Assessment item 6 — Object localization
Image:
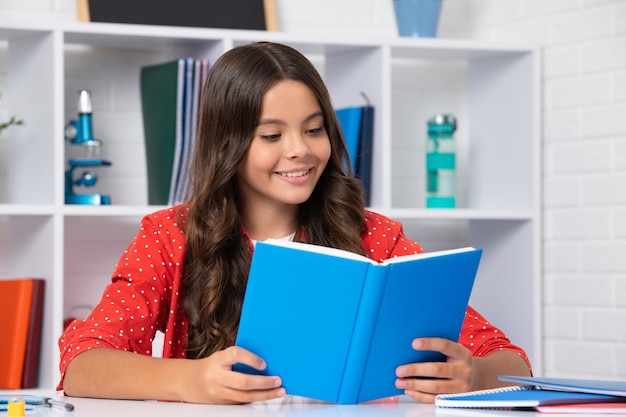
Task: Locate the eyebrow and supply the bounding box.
[257,111,324,127]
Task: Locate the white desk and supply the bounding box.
[0,393,547,417]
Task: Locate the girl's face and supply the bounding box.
[238,79,331,212]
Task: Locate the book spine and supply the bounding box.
[337,264,388,404]
[0,279,33,389]
[356,106,374,206]
[335,106,362,175]
[140,60,179,205]
[167,58,187,206]
[175,58,203,204]
[21,279,45,388]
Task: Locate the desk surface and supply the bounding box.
[0,393,551,417]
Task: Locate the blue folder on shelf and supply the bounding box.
[336,105,374,206]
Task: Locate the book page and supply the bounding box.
[262,239,476,266]
[382,246,476,265]
[261,239,375,263]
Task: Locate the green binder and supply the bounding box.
[140,59,183,205]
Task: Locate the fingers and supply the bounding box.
[394,337,474,399]
[217,346,284,391]
[228,366,283,391]
[395,369,470,402]
[395,371,456,391]
[223,373,285,404]
[411,337,467,360]
[395,338,468,379]
[220,345,268,371]
[188,346,286,404]
[396,360,450,379]
[206,386,286,405]
[403,390,437,404]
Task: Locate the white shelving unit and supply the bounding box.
[0,20,541,390]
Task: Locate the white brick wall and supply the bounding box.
[467,0,626,379]
[1,0,625,380]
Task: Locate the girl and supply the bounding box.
[58,42,531,405]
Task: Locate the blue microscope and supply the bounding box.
[64,90,112,205]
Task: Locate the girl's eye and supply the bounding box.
[260,133,281,141]
[306,127,324,136]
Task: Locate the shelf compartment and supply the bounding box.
[2,29,62,206]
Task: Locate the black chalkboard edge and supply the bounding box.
[75,0,278,31]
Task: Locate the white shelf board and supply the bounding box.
[375,207,535,221]
[0,19,536,60]
[0,204,57,216]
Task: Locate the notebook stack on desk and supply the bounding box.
[435,376,626,414]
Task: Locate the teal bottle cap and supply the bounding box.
[428,113,457,133]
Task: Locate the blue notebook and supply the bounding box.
[435,385,626,409]
[499,375,626,397]
[235,240,482,404]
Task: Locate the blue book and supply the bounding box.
[335,106,362,174]
[335,105,374,206]
[169,57,194,206]
[435,385,626,409]
[357,105,374,206]
[234,241,482,404]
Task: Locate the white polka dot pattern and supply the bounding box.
[57,207,530,390]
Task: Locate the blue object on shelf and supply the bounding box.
[392,0,443,38]
[64,90,112,205]
[64,158,112,205]
[426,113,457,208]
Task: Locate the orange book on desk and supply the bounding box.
[0,278,45,389]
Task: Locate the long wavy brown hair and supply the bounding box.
[179,42,367,359]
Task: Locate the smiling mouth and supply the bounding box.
[278,169,311,178]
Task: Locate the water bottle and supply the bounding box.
[426,113,457,208]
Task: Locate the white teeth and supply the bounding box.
[280,169,309,178]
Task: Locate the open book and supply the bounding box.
[234,240,482,404]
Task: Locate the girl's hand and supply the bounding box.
[394,337,477,404]
[179,346,286,404]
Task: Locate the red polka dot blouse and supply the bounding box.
[57,207,530,390]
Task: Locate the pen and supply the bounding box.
[44,398,75,412]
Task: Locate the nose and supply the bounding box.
[285,132,311,159]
